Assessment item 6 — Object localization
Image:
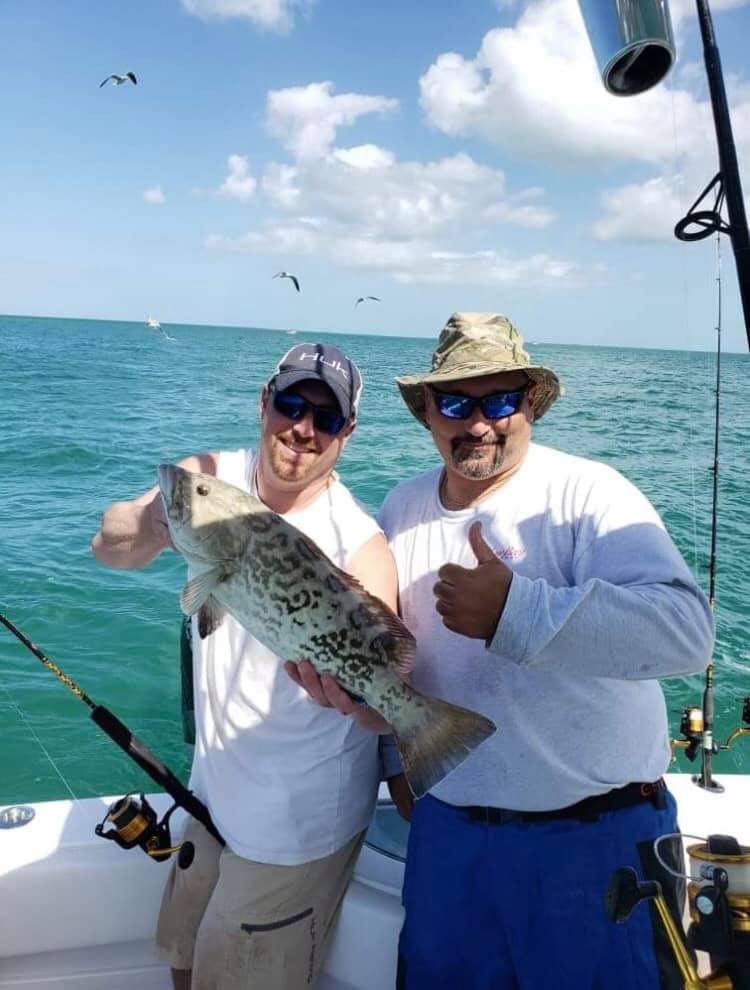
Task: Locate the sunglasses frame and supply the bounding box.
[429,384,530,421]
[270,386,348,436]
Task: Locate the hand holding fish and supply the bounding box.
[433,521,513,641]
[285,660,393,734]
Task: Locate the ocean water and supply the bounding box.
[1,314,748,805]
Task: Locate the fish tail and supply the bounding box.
[389,689,496,799]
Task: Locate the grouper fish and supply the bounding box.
[158,464,496,798]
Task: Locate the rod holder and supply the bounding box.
[577,0,676,96]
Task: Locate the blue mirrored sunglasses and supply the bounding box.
[272,388,347,436]
[430,385,528,421]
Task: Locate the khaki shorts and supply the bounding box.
[156,818,365,990]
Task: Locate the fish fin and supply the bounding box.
[371,625,414,677]
[197,596,226,639]
[389,689,496,799]
[180,569,223,616]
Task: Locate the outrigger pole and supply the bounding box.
[0,612,223,847]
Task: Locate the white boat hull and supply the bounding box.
[1,775,747,988]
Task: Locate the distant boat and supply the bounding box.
[286,329,298,335]
[146,317,161,329]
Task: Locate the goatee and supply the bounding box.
[451,440,506,480]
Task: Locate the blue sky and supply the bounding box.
[1,0,749,350]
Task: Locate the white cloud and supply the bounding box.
[207,222,317,254]
[208,79,571,286]
[143,187,165,205]
[218,154,257,201]
[208,219,578,287]
[419,0,750,242]
[418,0,750,167]
[593,177,684,241]
[336,242,579,287]
[208,144,574,287]
[332,144,396,170]
[266,82,398,161]
[179,0,309,32]
[420,0,697,165]
[261,163,301,209]
[669,0,749,29]
[261,149,556,240]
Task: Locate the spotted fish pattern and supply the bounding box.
[158,464,496,797]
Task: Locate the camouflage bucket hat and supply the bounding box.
[396,312,561,427]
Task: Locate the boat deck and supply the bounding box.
[0,775,747,988]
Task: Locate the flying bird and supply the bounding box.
[355,296,381,307]
[273,272,300,292]
[100,72,137,88]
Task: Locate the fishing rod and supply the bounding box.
[576,0,750,788]
[0,611,223,861]
[673,0,750,352]
[575,10,750,986]
[681,237,724,793]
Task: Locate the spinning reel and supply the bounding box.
[672,695,750,791]
[95,793,194,867]
[607,833,750,990]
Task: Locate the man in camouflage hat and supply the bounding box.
[297,312,713,989]
[395,311,561,427]
[377,312,712,989]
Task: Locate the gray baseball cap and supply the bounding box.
[270,342,364,420]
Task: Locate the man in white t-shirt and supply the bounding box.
[91,342,406,990]
[299,314,714,990]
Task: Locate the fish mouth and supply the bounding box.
[157,463,182,530]
[155,463,224,563]
[157,463,176,501]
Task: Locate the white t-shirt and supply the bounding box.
[188,448,382,864]
[378,442,713,811]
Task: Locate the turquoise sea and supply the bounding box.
[1,314,749,805]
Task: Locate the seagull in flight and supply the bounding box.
[355,296,381,307]
[100,72,137,88]
[273,272,300,292]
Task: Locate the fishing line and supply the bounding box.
[707,232,722,613]
[652,832,713,883]
[0,676,80,805]
[0,611,224,848]
[666,39,726,789]
[667,67,702,576]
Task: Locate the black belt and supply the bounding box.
[461,779,667,826]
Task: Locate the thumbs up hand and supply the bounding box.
[433,521,514,641]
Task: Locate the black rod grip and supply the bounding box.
[90,705,224,846]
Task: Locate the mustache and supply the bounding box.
[451,435,504,451]
[279,429,319,453]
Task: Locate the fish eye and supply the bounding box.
[197,484,210,496]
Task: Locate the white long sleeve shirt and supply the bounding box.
[378,443,713,810]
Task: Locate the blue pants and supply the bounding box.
[397,792,686,990]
